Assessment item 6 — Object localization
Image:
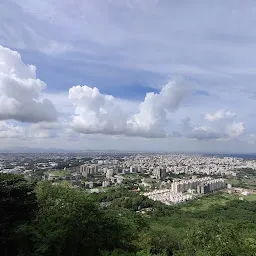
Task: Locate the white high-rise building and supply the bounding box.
[106,169,114,179]
[154,167,166,180]
[80,164,99,177]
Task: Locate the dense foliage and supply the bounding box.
[1,173,256,256]
[0,174,37,256]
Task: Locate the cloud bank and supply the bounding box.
[182,110,245,140]
[0,121,24,138]
[0,45,251,152]
[0,45,58,122]
[69,80,189,137]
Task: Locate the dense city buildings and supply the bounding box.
[1,152,256,204]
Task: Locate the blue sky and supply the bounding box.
[21,50,163,99]
[0,0,256,152]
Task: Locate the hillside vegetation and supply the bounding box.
[1,173,256,256]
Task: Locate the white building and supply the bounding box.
[106,169,114,179]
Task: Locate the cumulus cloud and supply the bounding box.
[69,85,128,135]
[69,80,188,137]
[0,121,54,139]
[27,121,77,139]
[0,121,24,138]
[188,126,224,140]
[181,110,245,140]
[225,122,245,138]
[0,121,69,140]
[0,45,58,122]
[205,109,236,122]
[127,80,189,137]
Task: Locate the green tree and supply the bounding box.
[0,173,37,256]
[19,182,145,256]
[178,220,254,256]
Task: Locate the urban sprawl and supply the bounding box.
[1,153,256,205]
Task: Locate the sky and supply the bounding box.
[1,0,256,153]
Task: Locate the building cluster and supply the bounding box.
[0,152,104,176]
[143,177,227,204]
[171,177,227,194]
[144,189,193,205]
[152,167,166,180]
[2,153,256,181]
[121,154,256,177]
[1,153,255,202]
[77,164,124,188]
[80,164,99,177]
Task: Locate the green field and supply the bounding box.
[149,191,256,236]
[180,191,256,212]
[228,177,256,189]
[228,168,256,189]
[180,193,239,212]
[122,173,140,179]
[228,178,241,186]
[246,193,256,201]
[45,169,71,177]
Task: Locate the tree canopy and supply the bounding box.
[1,174,256,256]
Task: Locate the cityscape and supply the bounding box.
[1,152,256,205]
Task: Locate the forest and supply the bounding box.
[1,173,256,256]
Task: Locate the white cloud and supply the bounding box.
[0,120,72,140]
[69,80,188,137]
[127,80,189,137]
[0,121,57,139]
[226,122,245,137]
[27,121,77,139]
[69,85,128,135]
[205,109,236,122]
[42,92,75,116]
[189,126,222,140]
[1,1,256,152]
[0,121,24,138]
[0,1,72,55]
[181,110,245,140]
[0,45,58,122]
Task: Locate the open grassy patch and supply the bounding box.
[245,193,256,202]
[180,193,239,212]
[45,169,71,177]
